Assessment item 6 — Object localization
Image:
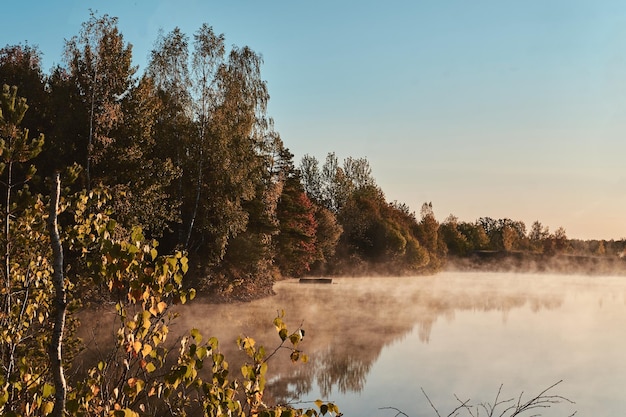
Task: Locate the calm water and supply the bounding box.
[81,272,626,416]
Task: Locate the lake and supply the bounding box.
[81,272,626,416]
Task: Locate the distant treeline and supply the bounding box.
[1,13,624,300]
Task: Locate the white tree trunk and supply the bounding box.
[48,172,67,417]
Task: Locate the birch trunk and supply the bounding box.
[48,172,67,417]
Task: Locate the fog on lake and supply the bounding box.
[78,272,626,416]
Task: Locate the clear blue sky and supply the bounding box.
[4,0,626,240]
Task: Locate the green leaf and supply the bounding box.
[279,328,288,341]
[197,346,208,359]
[241,364,254,379]
[66,399,79,413]
[0,389,8,407]
[289,333,301,345]
[181,256,189,273]
[190,328,202,344]
[273,317,285,331]
[42,382,54,399]
[167,257,177,270]
[131,226,144,243]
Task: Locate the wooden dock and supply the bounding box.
[299,278,333,284]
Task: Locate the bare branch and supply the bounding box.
[421,387,442,417]
[420,381,575,417]
[379,406,410,417]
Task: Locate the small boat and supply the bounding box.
[299,278,333,284]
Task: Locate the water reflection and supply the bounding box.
[78,272,613,416]
[244,273,565,403]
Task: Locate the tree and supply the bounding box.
[553,226,569,253]
[146,24,282,296]
[457,221,489,251]
[195,42,270,266]
[338,186,429,273]
[477,217,526,251]
[0,84,45,317]
[0,85,52,415]
[298,155,345,272]
[501,224,517,252]
[342,156,375,190]
[149,25,271,262]
[274,149,317,277]
[529,220,549,253]
[48,173,66,417]
[301,152,377,214]
[310,205,342,272]
[105,75,181,238]
[299,154,323,204]
[0,44,49,146]
[183,23,226,250]
[414,202,446,271]
[147,27,193,244]
[440,215,470,256]
[64,12,136,189]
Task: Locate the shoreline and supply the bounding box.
[445,251,626,276]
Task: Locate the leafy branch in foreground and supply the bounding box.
[238,311,340,417]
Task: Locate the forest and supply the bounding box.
[2,13,625,298]
[0,12,620,417]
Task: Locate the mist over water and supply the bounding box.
[77,272,626,416]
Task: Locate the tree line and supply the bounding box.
[0,11,601,416]
[1,12,624,295]
[0,13,451,297]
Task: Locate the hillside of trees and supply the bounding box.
[0,13,450,302]
[2,13,626,303]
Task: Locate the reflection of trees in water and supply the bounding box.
[264,346,372,404]
[263,276,565,403]
[75,275,568,406]
[315,346,371,396]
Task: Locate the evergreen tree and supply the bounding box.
[0,85,50,413]
[274,149,317,277]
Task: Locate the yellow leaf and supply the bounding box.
[157,301,167,314]
[133,341,142,354]
[42,401,54,415]
[141,343,152,358]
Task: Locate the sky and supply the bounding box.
[3,0,626,240]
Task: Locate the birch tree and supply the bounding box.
[64,12,135,189]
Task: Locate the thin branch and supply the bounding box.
[379,406,410,417]
[421,387,442,417]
